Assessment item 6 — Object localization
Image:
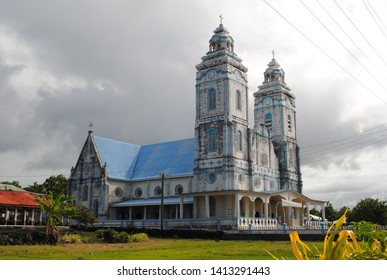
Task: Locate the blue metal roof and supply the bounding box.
[94,136,195,181]
[112,196,194,207]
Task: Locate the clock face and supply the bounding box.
[264,98,272,106]
[207,70,216,79]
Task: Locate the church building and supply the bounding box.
[68,21,325,230]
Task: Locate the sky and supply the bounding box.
[0,0,386,209]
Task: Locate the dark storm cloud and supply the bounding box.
[0,0,386,208]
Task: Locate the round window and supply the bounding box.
[175,185,184,195]
[115,187,123,197]
[208,172,216,184]
[135,188,142,198]
[154,186,162,197]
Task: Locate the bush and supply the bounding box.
[128,233,149,243]
[95,229,128,243]
[60,234,82,244]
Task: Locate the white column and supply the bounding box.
[31,209,35,225]
[264,198,269,219]
[251,200,256,218]
[234,194,240,218]
[23,210,27,225]
[306,203,311,221]
[180,197,184,219]
[5,208,9,225]
[14,209,18,225]
[321,204,326,221]
[205,195,210,218]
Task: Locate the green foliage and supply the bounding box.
[95,229,128,243]
[350,220,387,260]
[60,234,82,244]
[64,205,96,226]
[288,210,387,260]
[347,198,387,225]
[128,233,149,243]
[25,174,68,197]
[35,191,67,243]
[94,229,149,244]
[0,181,23,188]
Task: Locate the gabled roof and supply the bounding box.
[0,190,39,208]
[93,136,195,181]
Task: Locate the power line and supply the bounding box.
[365,0,387,34]
[333,0,387,68]
[362,0,387,41]
[300,0,387,91]
[262,0,387,105]
[316,0,387,83]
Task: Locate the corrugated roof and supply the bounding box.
[132,138,195,180]
[0,190,39,207]
[94,136,195,181]
[94,136,140,180]
[112,196,194,207]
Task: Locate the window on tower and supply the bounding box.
[208,128,217,152]
[236,90,242,111]
[288,114,292,131]
[237,130,243,151]
[208,88,216,110]
[264,113,272,129]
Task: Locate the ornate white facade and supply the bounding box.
[69,22,325,229]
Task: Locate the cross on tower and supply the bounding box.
[272,50,275,59]
[89,122,93,132]
[219,14,223,24]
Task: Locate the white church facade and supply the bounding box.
[68,22,326,230]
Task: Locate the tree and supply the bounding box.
[35,191,68,243]
[1,181,23,188]
[347,198,387,225]
[25,174,68,197]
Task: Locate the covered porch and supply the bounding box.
[107,190,326,231]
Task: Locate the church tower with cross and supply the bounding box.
[69,18,324,227]
[253,52,303,192]
[194,17,250,194]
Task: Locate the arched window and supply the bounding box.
[208,88,216,110]
[208,128,217,152]
[82,185,88,201]
[237,130,243,151]
[264,113,272,129]
[236,90,242,110]
[93,199,99,217]
[288,114,292,131]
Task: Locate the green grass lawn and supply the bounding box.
[0,238,324,260]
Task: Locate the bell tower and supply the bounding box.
[194,20,250,193]
[253,54,302,192]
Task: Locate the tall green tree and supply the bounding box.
[25,174,68,197]
[347,198,387,225]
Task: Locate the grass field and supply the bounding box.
[0,238,324,260]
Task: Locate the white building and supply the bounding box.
[69,22,325,230]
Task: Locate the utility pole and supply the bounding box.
[160,173,165,231]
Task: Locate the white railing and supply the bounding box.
[237,217,278,230]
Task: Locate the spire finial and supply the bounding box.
[219,14,223,25]
[272,50,275,59]
[89,122,93,133]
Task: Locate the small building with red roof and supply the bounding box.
[0,184,42,225]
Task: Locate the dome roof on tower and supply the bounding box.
[208,23,235,53]
[263,56,286,84]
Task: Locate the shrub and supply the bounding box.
[60,234,82,244]
[95,229,128,243]
[286,209,387,260]
[128,233,149,243]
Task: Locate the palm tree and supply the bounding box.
[35,191,65,243]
